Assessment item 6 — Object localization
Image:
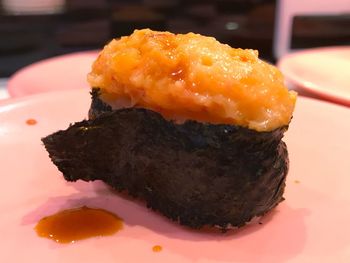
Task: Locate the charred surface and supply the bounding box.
[42,90,289,229]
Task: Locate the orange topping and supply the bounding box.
[88,29,296,131]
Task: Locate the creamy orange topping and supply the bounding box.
[88,29,296,131]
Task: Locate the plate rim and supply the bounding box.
[1,88,350,117]
[0,88,91,109]
[277,46,350,107]
[7,50,99,98]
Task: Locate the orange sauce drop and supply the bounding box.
[152,245,163,252]
[26,119,37,125]
[35,206,123,243]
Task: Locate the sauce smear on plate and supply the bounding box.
[35,206,123,243]
[26,119,37,125]
[152,245,163,252]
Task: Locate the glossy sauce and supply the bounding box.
[26,118,37,125]
[35,206,123,243]
[152,245,163,252]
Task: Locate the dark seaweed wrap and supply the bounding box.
[42,89,289,229]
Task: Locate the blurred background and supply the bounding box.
[1,0,349,77]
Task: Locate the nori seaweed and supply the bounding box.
[42,89,289,229]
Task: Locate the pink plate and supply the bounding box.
[0,89,350,262]
[278,46,350,107]
[7,51,99,97]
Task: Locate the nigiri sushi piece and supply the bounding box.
[42,29,296,229]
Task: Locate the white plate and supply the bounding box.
[0,89,350,262]
[7,51,98,97]
[278,46,350,106]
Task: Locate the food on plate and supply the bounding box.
[42,29,297,229]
